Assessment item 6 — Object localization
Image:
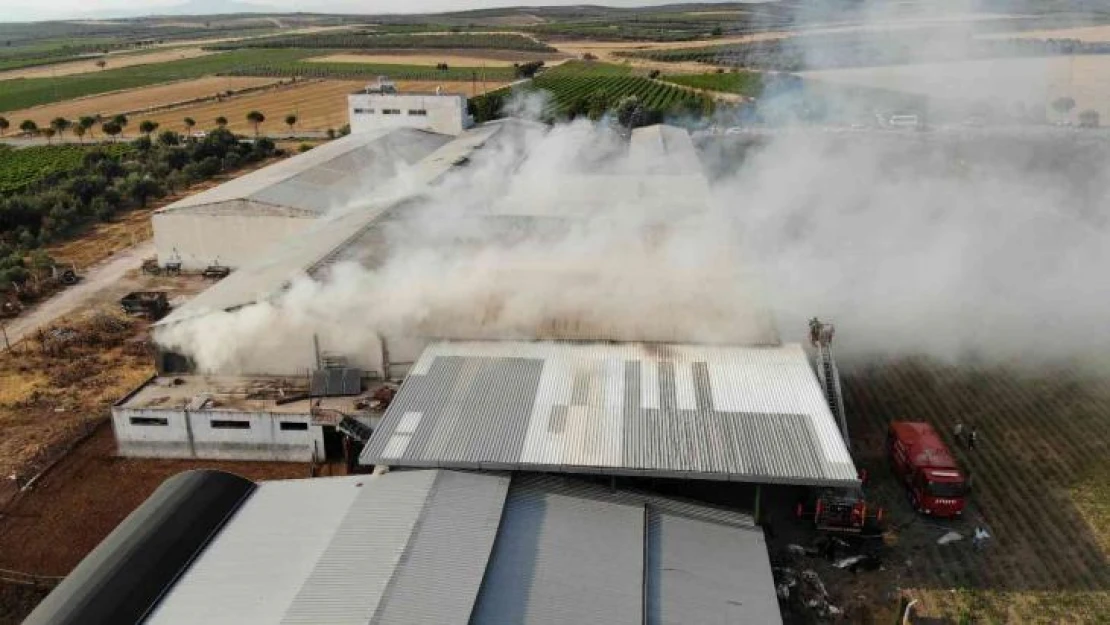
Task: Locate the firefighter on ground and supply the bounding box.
[967,426,979,451]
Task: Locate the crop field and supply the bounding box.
[134,79,508,135]
[472,72,711,122]
[661,71,763,97]
[543,59,633,76]
[0,144,132,194]
[0,48,213,81]
[211,32,556,52]
[224,59,518,82]
[0,49,313,113]
[838,357,1110,622]
[307,50,567,67]
[1,76,282,131]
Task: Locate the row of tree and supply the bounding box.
[0,128,278,293]
[0,111,308,142]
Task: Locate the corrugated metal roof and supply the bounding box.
[362,341,858,487]
[103,468,782,624]
[470,478,645,625]
[157,128,451,216]
[145,476,365,625]
[280,470,436,625]
[371,471,510,625]
[647,512,781,625]
[156,124,506,328]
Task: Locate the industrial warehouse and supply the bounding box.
[47,89,866,624]
[26,469,781,625]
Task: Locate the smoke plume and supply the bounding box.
[157,1,1110,372]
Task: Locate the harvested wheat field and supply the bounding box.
[4,76,282,130]
[137,79,509,134]
[0,47,213,81]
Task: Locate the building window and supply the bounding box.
[354,108,375,114]
[130,416,168,426]
[407,109,427,116]
[382,109,401,115]
[280,421,309,431]
[211,419,250,430]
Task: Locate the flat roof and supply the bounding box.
[361,340,859,487]
[28,469,781,625]
[117,375,376,415]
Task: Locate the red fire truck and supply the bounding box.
[887,422,969,518]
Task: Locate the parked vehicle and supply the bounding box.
[888,421,969,517]
[120,291,171,319]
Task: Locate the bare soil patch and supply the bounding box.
[0,47,213,81]
[3,76,281,130]
[0,424,310,579]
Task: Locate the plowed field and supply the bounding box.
[834,357,1110,622]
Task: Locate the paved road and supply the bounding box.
[1,241,154,347]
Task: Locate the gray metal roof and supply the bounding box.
[156,128,451,216]
[156,124,505,328]
[470,479,645,624]
[133,469,780,625]
[362,340,858,487]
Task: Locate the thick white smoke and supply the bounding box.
[157,1,1110,372]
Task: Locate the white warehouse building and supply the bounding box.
[348,82,473,136]
[151,128,451,270]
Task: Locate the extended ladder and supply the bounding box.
[812,320,849,443]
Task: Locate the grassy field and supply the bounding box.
[225,59,519,82]
[662,71,763,97]
[840,357,1110,622]
[0,50,312,113]
[0,48,214,81]
[210,32,556,52]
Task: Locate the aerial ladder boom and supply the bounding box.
[810,318,849,443]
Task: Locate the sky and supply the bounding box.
[1,0,721,22]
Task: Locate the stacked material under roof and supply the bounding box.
[362,340,859,487]
[26,469,781,625]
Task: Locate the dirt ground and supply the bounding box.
[0,424,311,624]
[0,425,310,577]
[138,78,510,135]
[307,49,569,67]
[3,76,281,130]
[0,277,211,486]
[0,47,213,81]
[776,356,1110,623]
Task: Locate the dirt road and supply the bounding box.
[2,241,153,347]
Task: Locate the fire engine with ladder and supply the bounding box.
[795,318,886,536]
